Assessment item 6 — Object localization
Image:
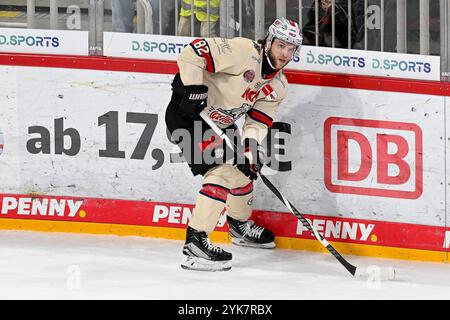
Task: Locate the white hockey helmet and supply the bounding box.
[265,17,303,59]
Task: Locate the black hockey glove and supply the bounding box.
[237,138,264,181]
[180,85,208,118]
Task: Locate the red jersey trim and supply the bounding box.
[190,38,216,73]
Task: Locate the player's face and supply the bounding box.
[269,38,297,69]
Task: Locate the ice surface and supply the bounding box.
[0,230,449,300]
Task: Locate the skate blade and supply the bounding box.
[231,237,276,249]
[181,255,232,272]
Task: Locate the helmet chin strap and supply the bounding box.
[264,48,276,69]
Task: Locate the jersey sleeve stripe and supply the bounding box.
[247,109,274,127]
[190,38,216,73]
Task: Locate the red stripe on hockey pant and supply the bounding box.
[247,109,273,127]
[200,184,230,202]
[230,182,253,196]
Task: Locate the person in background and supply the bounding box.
[178,0,220,37]
[112,0,175,34]
[302,0,363,48]
[112,0,135,33]
[149,0,177,35]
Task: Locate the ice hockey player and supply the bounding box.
[165,17,303,271]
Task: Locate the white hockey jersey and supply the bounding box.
[177,37,288,144]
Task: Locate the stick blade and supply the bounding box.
[354,265,396,281]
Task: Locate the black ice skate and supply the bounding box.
[181,226,232,272]
[227,215,276,249]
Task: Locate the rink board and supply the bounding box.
[0,194,446,262]
[103,32,441,81]
[0,54,449,262]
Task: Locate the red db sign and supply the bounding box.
[324,117,423,199]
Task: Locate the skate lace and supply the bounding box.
[239,221,264,239]
[202,238,223,253]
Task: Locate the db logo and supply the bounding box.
[324,117,423,199]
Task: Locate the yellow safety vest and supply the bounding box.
[180,0,220,22]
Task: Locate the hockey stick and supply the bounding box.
[199,111,395,280]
